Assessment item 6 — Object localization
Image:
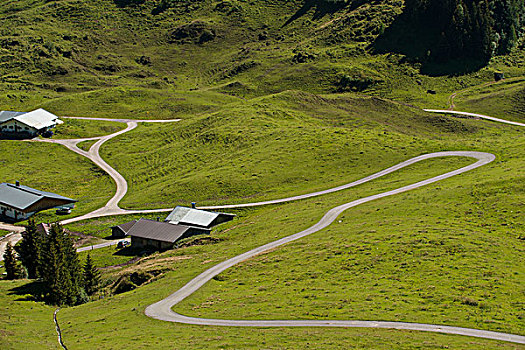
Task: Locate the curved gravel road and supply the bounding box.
[144,151,524,344]
[35,117,181,225]
[425,109,525,127]
[7,112,524,343]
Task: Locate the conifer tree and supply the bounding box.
[15,219,42,279]
[83,253,100,296]
[3,242,19,280]
[40,224,84,305]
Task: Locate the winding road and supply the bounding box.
[2,111,524,344]
[37,117,181,225]
[145,151,523,344]
[425,109,525,127]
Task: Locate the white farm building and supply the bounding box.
[0,108,62,138]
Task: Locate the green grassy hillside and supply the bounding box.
[0,0,523,118]
[0,1,524,349]
[454,79,525,122]
[101,91,479,209]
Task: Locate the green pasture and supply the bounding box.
[0,141,114,224]
[453,79,525,123]
[0,0,523,348]
[53,118,125,139]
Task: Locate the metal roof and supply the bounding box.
[0,111,26,123]
[0,183,76,210]
[13,109,61,130]
[113,220,137,233]
[165,206,219,227]
[126,219,201,243]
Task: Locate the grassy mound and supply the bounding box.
[99,91,478,209]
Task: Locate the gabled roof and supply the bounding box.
[125,218,207,243]
[0,111,25,123]
[13,109,62,129]
[112,220,137,233]
[0,108,62,129]
[165,206,220,227]
[0,183,76,211]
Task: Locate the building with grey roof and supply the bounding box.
[165,206,235,229]
[0,108,62,139]
[119,218,210,250]
[0,182,76,222]
[111,220,138,238]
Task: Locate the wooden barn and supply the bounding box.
[115,218,210,250]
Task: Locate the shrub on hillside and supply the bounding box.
[335,73,376,92]
[168,21,217,44]
[114,0,146,7]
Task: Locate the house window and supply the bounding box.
[24,127,29,130]
[9,125,13,129]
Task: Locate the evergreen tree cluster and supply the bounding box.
[5,220,101,306]
[405,0,524,62]
[3,242,25,280]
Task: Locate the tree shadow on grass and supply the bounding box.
[283,0,360,27]
[8,280,45,302]
[113,246,152,257]
[372,7,488,76]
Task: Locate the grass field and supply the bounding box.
[53,118,125,139]
[1,92,523,349]
[0,140,115,224]
[0,0,524,349]
[3,124,521,348]
[59,145,524,349]
[77,246,135,270]
[100,92,483,209]
[453,79,525,123]
[0,274,518,350]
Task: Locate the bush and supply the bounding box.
[335,73,375,92]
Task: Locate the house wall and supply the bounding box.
[211,215,234,227]
[111,227,127,239]
[0,119,38,135]
[0,204,33,222]
[131,236,173,250]
[181,227,211,240]
[26,198,75,213]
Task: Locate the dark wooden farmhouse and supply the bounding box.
[111,220,137,238]
[115,218,210,250]
[0,182,76,222]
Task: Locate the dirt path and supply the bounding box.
[6,111,524,344]
[144,151,524,344]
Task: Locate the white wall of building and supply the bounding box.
[0,119,38,135]
[0,204,33,221]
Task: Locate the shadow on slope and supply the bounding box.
[8,281,45,302]
[283,0,365,27]
[372,7,488,76]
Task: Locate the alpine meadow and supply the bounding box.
[0,1,524,349]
